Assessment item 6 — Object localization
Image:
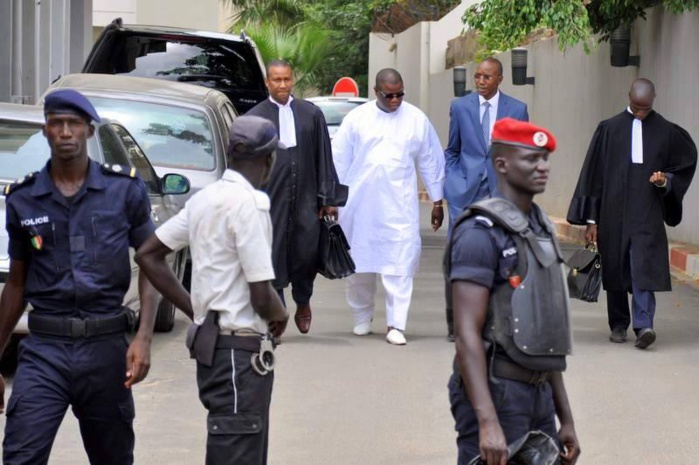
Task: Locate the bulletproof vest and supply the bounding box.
[449,198,572,372]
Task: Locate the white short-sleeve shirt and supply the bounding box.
[156,170,275,333]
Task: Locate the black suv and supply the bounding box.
[83,18,268,114]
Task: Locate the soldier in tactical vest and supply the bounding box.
[446,118,581,465]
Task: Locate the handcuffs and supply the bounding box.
[251,335,275,376]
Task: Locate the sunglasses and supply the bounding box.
[377,90,405,100]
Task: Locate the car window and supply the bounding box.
[110,124,161,194]
[89,97,216,171]
[98,124,131,167]
[314,101,364,126]
[220,102,236,130]
[103,34,266,93]
[0,121,50,180]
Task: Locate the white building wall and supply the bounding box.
[93,0,136,26]
[0,0,93,104]
[94,0,233,31]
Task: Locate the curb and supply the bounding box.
[549,216,699,281]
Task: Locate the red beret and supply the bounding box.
[491,118,556,152]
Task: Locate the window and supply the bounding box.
[111,124,160,194]
[105,34,266,92]
[90,97,216,171]
[98,124,131,166]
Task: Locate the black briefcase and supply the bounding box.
[317,217,355,280]
[566,244,602,302]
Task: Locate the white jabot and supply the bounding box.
[479,91,500,139]
[270,96,297,148]
[627,107,643,164]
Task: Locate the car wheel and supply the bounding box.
[154,296,176,333]
[183,258,192,292]
[153,250,186,333]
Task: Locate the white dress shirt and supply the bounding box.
[156,170,275,333]
[479,90,500,138]
[270,96,297,148]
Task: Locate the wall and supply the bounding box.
[93,0,136,25]
[0,0,93,104]
[94,0,235,31]
[369,3,699,245]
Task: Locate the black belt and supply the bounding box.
[28,313,131,339]
[215,334,264,353]
[491,358,552,385]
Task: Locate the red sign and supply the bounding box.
[332,77,360,97]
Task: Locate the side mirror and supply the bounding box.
[161,173,190,195]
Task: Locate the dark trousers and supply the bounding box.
[445,269,454,336]
[606,246,656,331]
[197,346,274,465]
[3,333,135,465]
[448,372,557,465]
[606,288,656,331]
[276,275,314,307]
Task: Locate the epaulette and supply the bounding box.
[474,215,494,228]
[4,171,39,196]
[100,163,137,179]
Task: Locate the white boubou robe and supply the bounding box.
[332,100,445,277]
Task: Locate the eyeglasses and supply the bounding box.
[377,90,405,100]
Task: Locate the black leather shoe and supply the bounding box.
[446,333,455,343]
[635,328,657,349]
[609,327,628,343]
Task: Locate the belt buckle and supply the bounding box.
[70,318,86,338]
[530,370,549,384]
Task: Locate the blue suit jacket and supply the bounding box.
[444,92,528,222]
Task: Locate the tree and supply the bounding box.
[243,23,332,96]
[463,0,699,57]
[305,0,378,94]
[222,0,462,95]
[221,0,308,28]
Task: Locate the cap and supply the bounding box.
[491,118,556,152]
[228,115,285,158]
[44,89,101,123]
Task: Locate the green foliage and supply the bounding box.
[224,0,464,95]
[221,0,308,28]
[463,0,699,57]
[305,0,378,94]
[244,23,332,96]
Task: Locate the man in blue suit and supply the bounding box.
[443,57,529,341]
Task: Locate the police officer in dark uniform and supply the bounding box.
[135,115,289,465]
[0,89,157,465]
[446,119,581,465]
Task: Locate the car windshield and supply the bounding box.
[89,97,216,171]
[0,121,52,180]
[314,101,364,126]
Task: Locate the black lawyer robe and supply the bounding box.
[247,98,348,292]
[567,110,697,292]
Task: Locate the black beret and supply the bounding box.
[228,116,285,157]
